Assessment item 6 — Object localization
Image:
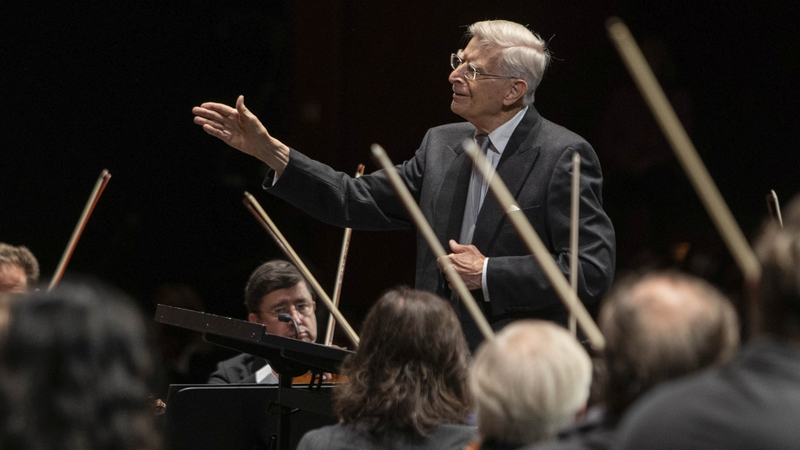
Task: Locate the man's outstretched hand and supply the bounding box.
[193,95,290,176]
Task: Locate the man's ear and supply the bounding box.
[248,312,259,323]
[503,79,528,105]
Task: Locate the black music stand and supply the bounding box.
[155,305,353,450]
[163,384,338,450]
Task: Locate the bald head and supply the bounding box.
[601,272,739,416]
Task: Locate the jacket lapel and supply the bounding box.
[471,107,542,251]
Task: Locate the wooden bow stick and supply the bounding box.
[48,169,111,291]
[463,140,604,350]
[243,191,360,347]
[371,144,495,341]
[606,17,761,284]
[324,164,365,346]
[569,153,581,337]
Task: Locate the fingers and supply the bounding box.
[201,123,231,140]
[449,239,471,253]
[195,102,237,118]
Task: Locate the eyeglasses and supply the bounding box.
[450,53,518,81]
[256,300,315,319]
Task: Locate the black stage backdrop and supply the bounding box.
[2,1,798,348]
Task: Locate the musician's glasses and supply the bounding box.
[259,300,315,319]
[450,52,518,81]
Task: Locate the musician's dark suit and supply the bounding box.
[207,353,269,384]
[615,340,800,450]
[266,106,615,348]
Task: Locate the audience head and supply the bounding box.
[753,194,800,340]
[244,260,317,343]
[0,243,39,295]
[0,282,159,450]
[466,20,551,105]
[334,286,471,437]
[471,320,592,446]
[600,271,740,416]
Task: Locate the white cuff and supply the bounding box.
[481,258,490,302]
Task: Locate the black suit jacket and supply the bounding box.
[207,353,269,384]
[267,107,615,347]
[616,340,800,450]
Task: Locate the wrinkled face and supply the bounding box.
[448,37,515,129]
[248,281,317,343]
[0,263,28,295]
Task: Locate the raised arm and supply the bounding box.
[192,95,291,176]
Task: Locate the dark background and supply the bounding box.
[2,0,798,352]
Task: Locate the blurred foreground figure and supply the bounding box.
[471,320,592,449]
[297,287,475,450]
[0,283,160,450]
[533,272,739,450]
[616,195,800,450]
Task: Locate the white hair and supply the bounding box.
[467,20,551,106]
[471,320,592,446]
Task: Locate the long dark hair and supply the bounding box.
[334,286,471,437]
[0,282,159,450]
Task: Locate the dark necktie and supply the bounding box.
[459,134,492,244]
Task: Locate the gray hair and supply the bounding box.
[467,20,551,105]
[471,320,592,446]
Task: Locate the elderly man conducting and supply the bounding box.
[193,20,615,349]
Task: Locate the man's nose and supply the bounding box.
[289,307,304,325]
[449,66,464,84]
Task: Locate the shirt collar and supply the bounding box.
[477,106,528,155]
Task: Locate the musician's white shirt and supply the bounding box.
[255,363,279,384]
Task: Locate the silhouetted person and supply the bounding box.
[616,195,800,449]
[532,271,739,450]
[0,282,160,450]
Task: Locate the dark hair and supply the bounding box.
[334,287,471,437]
[0,243,39,287]
[0,282,159,450]
[753,194,800,339]
[600,271,739,417]
[244,260,311,313]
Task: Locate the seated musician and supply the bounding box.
[469,320,592,449]
[297,287,475,450]
[0,243,39,296]
[0,243,40,341]
[208,259,318,384]
[0,282,160,450]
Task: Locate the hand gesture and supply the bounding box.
[193,95,290,174]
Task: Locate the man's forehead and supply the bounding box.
[460,39,499,66]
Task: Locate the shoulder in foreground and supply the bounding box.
[297,423,476,450]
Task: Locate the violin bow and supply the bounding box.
[606,17,761,284]
[324,164,365,347]
[766,189,783,228]
[371,144,495,341]
[48,169,111,291]
[569,153,581,337]
[463,140,605,350]
[243,191,360,347]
